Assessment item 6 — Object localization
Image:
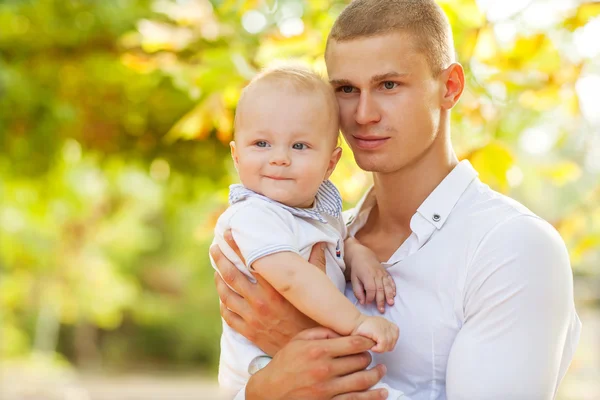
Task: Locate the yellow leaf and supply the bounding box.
[556,213,587,243]
[467,142,515,193]
[439,0,485,28]
[571,234,600,264]
[541,161,582,186]
[563,2,600,31]
[165,94,230,142]
[473,26,498,62]
[120,53,157,74]
[165,103,211,142]
[518,85,561,111]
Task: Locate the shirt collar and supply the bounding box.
[347,160,479,233]
[416,160,478,229]
[228,180,342,224]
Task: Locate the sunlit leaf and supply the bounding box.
[571,234,600,265]
[541,161,582,186]
[563,2,600,31]
[467,142,515,193]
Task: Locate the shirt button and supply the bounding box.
[432,214,441,222]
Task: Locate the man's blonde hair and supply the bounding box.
[327,0,455,76]
[235,65,339,142]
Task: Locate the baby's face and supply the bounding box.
[232,85,340,208]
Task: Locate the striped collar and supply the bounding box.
[228,180,342,224]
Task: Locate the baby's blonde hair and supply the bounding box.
[234,65,340,145]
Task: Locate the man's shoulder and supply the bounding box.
[449,180,551,238]
[452,180,568,260]
[458,180,537,221]
[461,182,569,273]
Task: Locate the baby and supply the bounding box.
[212,65,404,399]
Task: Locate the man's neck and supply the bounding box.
[371,135,458,233]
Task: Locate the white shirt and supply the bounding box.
[344,160,581,400]
[233,160,581,400]
[214,181,348,395]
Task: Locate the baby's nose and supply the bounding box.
[269,150,291,166]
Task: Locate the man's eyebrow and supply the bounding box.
[370,72,409,83]
[329,72,410,87]
[329,78,353,86]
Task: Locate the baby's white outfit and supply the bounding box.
[212,181,405,399]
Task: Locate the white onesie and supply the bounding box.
[211,180,406,399]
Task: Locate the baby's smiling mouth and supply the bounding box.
[264,175,293,181]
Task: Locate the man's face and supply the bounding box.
[326,32,446,173]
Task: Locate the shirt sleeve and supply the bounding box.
[446,215,582,400]
[229,200,300,269]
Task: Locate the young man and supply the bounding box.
[211,1,582,399]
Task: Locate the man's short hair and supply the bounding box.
[235,65,339,142]
[327,0,455,76]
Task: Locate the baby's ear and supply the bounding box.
[230,141,239,171]
[324,146,342,180]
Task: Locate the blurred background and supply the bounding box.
[0,0,599,399]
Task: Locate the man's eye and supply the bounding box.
[292,143,308,150]
[255,141,268,148]
[340,86,354,94]
[383,81,398,90]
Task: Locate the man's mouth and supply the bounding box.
[352,135,390,150]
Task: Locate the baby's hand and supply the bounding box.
[353,315,399,353]
[350,246,396,313]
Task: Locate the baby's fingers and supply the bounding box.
[376,283,385,314]
[371,336,391,353]
[383,275,396,306]
[352,274,366,305]
[364,278,377,304]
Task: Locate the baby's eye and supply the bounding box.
[383,81,398,90]
[255,141,269,148]
[292,143,308,150]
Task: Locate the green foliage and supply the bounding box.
[1,0,599,373]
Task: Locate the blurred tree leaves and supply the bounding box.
[1,0,599,373]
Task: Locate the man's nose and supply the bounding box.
[269,148,291,166]
[355,92,381,125]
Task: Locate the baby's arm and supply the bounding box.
[252,251,399,352]
[344,237,396,313]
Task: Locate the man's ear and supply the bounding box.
[324,146,343,180]
[230,141,239,171]
[440,63,465,110]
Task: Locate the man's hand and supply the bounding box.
[247,327,389,400]
[211,230,323,355]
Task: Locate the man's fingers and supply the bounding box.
[308,242,327,273]
[329,364,387,399]
[220,301,245,331]
[331,352,372,377]
[352,275,366,305]
[211,244,254,298]
[333,389,388,400]
[214,271,252,316]
[324,335,376,358]
[224,229,246,264]
[294,326,341,341]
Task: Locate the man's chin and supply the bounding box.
[354,156,393,173]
